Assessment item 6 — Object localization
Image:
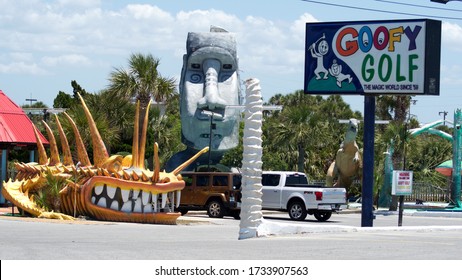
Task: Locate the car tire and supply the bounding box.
[231,210,241,220]
[207,200,224,218]
[288,201,307,221]
[314,211,332,222]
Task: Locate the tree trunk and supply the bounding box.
[298,143,305,173]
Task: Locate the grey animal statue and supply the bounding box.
[326,118,362,192]
[165,26,241,172]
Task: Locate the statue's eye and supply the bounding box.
[223,64,232,70]
[190,74,202,83]
[191,63,201,69]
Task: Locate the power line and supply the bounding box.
[301,0,462,20]
[376,0,462,12]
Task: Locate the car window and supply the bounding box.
[213,175,228,186]
[196,175,209,187]
[262,174,280,187]
[233,175,242,188]
[285,174,308,185]
[183,175,193,186]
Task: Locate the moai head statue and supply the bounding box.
[179,27,241,152]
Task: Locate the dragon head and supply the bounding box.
[2,94,208,224]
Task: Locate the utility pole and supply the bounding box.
[439,111,448,126]
[25,95,37,107]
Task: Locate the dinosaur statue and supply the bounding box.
[326,118,362,193]
[1,94,208,224]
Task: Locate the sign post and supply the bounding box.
[392,170,413,226]
[304,19,441,227]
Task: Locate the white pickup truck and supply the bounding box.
[261,171,347,221]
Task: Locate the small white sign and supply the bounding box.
[392,170,413,196]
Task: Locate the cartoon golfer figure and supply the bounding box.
[309,34,329,80]
[329,59,352,88]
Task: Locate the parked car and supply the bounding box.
[261,171,347,221]
[176,172,242,219]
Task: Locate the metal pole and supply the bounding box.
[208,113,213,172]
[398,195,404,226]
[0,149,7,204]
[398,122,407,227]
[362,95,375,227]
[451,109,462,208]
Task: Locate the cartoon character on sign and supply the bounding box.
[329,59,353,88]
[309,34,329,80]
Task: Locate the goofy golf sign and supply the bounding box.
[304,19,441,95]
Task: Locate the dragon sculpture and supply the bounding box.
[1,94,208,224]
[326,118,362,193]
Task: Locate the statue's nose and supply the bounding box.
[198,58,226,110]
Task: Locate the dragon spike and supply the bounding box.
[141,171,150,182]
[41,121,60,166]
[152,142,160,183]
[131,171,139,181]
[122,170,131,180]
[32,125,48,165]
[63,112,91,167]
[77,92,109,168]
[54,115,73,166]
[138,99,152,168]
[131,101,140,168]
[172,146,210,175]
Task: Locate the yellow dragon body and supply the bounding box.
[1,94,208,224]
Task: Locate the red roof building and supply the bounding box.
[1,90,49,204]
[0,90,48,148]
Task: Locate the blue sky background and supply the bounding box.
[1,0,462,124]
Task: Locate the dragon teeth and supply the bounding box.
[94,185,104,196]
[121,189,130,202]
[133,197,142,213]
[132,189,140,199]
[106,186,116,199]
[110,200,119,211]
[141,191,151,205]
[152,194,158,212]
[176,191,181,208]
[97,197,107,208]
[144,204,153,213]
[121,201,132,213]
[161,193,167,208]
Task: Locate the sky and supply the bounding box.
[1,0,462,124]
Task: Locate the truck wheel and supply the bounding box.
[207,200,224,218]
[288,201,307,221]
[314,211,332,222]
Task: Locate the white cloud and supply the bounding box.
[9,52,34,62]
[0,1,318,101]
[442,22,462,51]
[0,62,48,75]
[126,4,173,21]
[41,54,91,67]
[440,64,462,86]
[55,0,101,9]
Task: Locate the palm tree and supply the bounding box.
[376,96,412,210]
[107,53,177,142]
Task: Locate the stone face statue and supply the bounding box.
[165,27,241,172]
